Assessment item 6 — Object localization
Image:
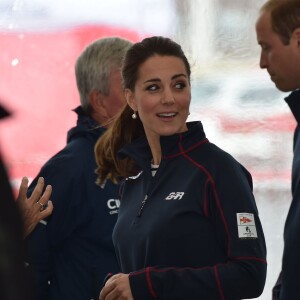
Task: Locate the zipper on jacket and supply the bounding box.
[137,195,148,217]
[136,162,162,218]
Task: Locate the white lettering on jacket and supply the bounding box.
[107,199,120,214]
[165,192,185,200]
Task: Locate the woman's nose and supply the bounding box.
[161,88,175,104]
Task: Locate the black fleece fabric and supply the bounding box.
[114,121,267,300]
[273,90,300,300]
[25,106,119,300]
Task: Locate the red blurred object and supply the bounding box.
[220,112,296,133]
[0,25,142,193]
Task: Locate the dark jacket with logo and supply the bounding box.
[273,90,300,300]
[113,121,267,300]
[25,106,119,300]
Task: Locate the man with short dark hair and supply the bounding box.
[256,1,300,299]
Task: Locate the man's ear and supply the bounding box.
[291,28,300,49]
[89,90,107,117]
[125,89,137,111]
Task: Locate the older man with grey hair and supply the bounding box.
[24,37,132,300]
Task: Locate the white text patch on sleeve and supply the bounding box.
[236,213,258,239]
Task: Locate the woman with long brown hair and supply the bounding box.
[96,36,267,300]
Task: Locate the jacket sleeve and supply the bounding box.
[128,155,267,300]
[272,271,281,300]
[24,152,87,299]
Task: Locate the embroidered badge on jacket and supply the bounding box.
[236,213,258,239]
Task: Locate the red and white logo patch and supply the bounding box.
[236,213,257,239]
[239,216,252,224]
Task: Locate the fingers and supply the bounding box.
[38,184,53,215]
[17,176,53,216]
[99,282,113,300]
[40,200,53,218]
[29,177,45,203]
[17,177,29,202]
[99,275,120,300]
[107,273,122,283]
[16,177,54,238]
[38,184,52,206]
[99,274,132,300]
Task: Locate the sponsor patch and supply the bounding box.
[236,213,257,239]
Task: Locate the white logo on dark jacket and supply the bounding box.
[165,192,185,200]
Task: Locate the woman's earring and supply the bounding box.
[132,111,137,119]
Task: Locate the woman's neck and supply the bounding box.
[147,136,162,165]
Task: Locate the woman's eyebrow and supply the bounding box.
[143,73,187,84]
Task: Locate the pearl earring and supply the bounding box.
[132,112,137,119]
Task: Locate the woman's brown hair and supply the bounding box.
[95,36,191,185]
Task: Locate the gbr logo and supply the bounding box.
[165,192,185,200]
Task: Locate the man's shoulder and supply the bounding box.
[40,141,89,173]
[28,133,98,190]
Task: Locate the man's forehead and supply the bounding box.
[256,11,273,38]
[256,11,271,28]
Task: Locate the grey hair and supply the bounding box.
[75,37,133,115]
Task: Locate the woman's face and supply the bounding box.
[126,55,191,142]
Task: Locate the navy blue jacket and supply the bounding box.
[273,90,300,300]
[25,106,119,300]
[114,121,267,300]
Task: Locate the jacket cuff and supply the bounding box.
[129,267,158,300]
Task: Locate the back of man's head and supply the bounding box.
[75,37,133,115]
[261,0,300,45]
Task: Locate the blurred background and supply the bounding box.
[0,0,294,299]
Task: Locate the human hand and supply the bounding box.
[16,177,53,238]
[99,273,133,300]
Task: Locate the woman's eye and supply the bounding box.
[146,84,159,91]
[260,44,269,51]
[175,82,186,89]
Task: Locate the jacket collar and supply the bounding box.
[67,106,105,143]
[285,89,300,123]
[118,121,207,170]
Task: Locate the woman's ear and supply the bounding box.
[125,89,137,111]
